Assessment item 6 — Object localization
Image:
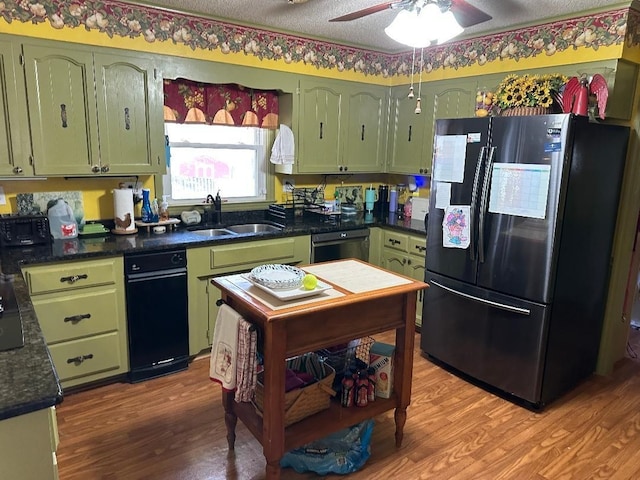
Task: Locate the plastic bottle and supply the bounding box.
[341,373,355,407]
[367,367,376,402]
[388,187,397,214]
[356,371,369,407]
[47,199,78,239]
[141,188,153,223]
[159,195,170,221]
[403,195,413,218]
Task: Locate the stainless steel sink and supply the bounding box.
[192,228,237,237]
[226,223,283,234]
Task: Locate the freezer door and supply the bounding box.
[476,114,572,303]
[421,272,549,405]
[426,117,490,284]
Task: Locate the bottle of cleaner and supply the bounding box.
[47,199,78,240]
[141,188,153,223]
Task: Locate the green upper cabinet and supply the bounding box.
[23,45,99,176]
[387,85,429,175]
[94,53,165,175]
[342,86,387,173]
[296,78,387,174]
[23,42,164,176]
[0,38,32,177]
[297,80,342,173]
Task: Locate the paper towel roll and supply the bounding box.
[113,188,136,232]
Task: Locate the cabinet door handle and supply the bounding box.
[408,125,412,142]
[101,164,110,173]
[60,274,88,284]
[124,107,131,130]
[67,354,94,365]
[319,122,323,139]
[64,313,91,324]
[60,104,68,128]
[361,124,365,141]
[13,166,23,174]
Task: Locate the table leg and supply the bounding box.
[266,461,281,479]
[222,389,237,450]
[394,407,407,447]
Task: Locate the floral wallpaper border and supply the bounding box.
[1,1,638,77]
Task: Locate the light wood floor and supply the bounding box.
[56,329,640,480]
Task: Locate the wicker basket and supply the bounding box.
[254,352,336,427]
[501,106,550,116]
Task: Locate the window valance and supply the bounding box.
[163,79,279,129]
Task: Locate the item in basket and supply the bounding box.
[367,367,376,402]
[356,371,369,407]
[285,369,316,392]
[369,342,395,399]
[341,373,355,407]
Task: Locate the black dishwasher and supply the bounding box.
[125,249,189,382]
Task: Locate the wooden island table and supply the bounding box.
[211,259,428,479]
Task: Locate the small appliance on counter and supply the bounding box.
[0,214,51,247]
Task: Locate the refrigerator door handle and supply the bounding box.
[430,280,531,315]
[478,146,496,263]
[470,146,487,262]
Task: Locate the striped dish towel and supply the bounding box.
[235,319,258,403]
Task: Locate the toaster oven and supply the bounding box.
[0,214,51,247]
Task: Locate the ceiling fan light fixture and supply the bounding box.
[384,1,464,48]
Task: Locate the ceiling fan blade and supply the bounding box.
[329,1,408,22]
[450,0,492,28]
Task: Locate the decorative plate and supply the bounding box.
[249,264,305,290]
[242,274,333,301]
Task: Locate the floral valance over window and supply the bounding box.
[163,79,279,129]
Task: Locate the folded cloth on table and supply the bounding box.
[235,318,258,403]
[210,304,242,391]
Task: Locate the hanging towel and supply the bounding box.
[270,124,295,173]
[235,319,258,403]
[210,304,242,391]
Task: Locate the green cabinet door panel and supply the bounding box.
[388,86,428,175]
[0,39,31,177]
[343,88,386,172]
[95,53,165,174]
[23,45,99,176]
[297,82,342,173]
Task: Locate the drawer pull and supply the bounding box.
[60,274,88,284]
[64,313,91,324]
[389,239,401,245]
[415,245,426,252]
[67,354,94,365]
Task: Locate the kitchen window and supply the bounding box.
[163,123,274,206]
[162,79,279,206]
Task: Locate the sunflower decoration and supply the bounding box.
[495,74,568,113]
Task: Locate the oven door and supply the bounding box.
[311,229,370,263]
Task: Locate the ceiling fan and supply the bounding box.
[329,0,492,28]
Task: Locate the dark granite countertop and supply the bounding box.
[0,275,62,421]
[0,209,425,422]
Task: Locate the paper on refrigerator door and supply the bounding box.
[443,205,470,249]
[433,135,467,183]
[434,182,451,209]
[488,163,551,219]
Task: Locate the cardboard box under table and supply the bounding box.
[369,342,395,399]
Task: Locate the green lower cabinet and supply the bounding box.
[0,407,59,480]
[379,230,426,328]
[187,236,311,355]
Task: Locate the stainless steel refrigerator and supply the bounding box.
[420,113,629,408]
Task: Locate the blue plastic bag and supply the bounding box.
[280,419,374,475]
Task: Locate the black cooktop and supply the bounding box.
[0,281,24,352]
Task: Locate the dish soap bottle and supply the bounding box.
[141,188,153,223]
[159,195,170,221]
